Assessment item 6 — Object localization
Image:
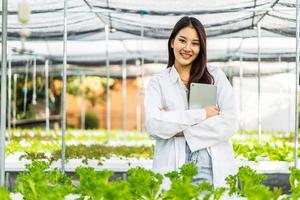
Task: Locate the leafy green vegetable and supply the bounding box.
[197,181,226,200]
[0,186,10,200]
[164,163,200,200]
[289,166,300,199]
[15,161,73,200]
[128,167,163,200]
[226,166,281,200]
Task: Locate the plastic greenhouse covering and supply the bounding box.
[0,0,298,40]
[0,0,298,68]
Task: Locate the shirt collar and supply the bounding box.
[169,66,181,84]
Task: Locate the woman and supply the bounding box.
[144,16,237,187]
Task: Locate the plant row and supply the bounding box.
[1,160,300,200]
[233,140,297,162]
[9,129,300,143]
[8,129,150,143]
[19,144,154,164]
[7,141,299,163]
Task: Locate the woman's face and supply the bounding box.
[171,26,200,69]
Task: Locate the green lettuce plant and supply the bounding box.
[75,167,131,200]
[164,163,200,200]
[15,161,73,200]
[127,167,163,200]
[288,166,300,199]
[226,166,281,200]
[0,186,10,200]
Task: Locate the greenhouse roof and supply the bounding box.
[1,0,297,40]
[0,0,298,66]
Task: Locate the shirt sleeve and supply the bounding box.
[184,69,237,152]
[144,76,207,139]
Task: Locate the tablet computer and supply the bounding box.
[189,83,217,109]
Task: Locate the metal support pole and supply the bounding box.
[294,0,299,168]
[0,0,8,186]
[239,52,244,132]
[68,7,295,14]
[61,0,68,173]
[32,55,37,105]
[105,24,111,138]
[136,14,145,134]
[7,53,12,140]
[13,74,18,129]
[23,59,29,115]
[45,60,50,135]
[80,75,85,130]
[140,15,145,134]
[135,59,141,134]
[122,57,127,141]
[257,23,262,144]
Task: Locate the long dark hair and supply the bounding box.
[167,16,214,88]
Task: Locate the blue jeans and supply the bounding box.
[186,144,213,184]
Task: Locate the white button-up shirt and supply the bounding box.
[144,65,237,187]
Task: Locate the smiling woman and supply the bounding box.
[171,26,200,73]
[144,16,237,187]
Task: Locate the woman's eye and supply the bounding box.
[193,43,199,46]
[179,39,186,43]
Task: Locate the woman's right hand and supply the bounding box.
[204,106,220,118]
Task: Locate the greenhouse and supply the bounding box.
[0,0,300,199]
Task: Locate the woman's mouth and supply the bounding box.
[180,53,192,59]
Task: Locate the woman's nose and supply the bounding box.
[183,42,192,51]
